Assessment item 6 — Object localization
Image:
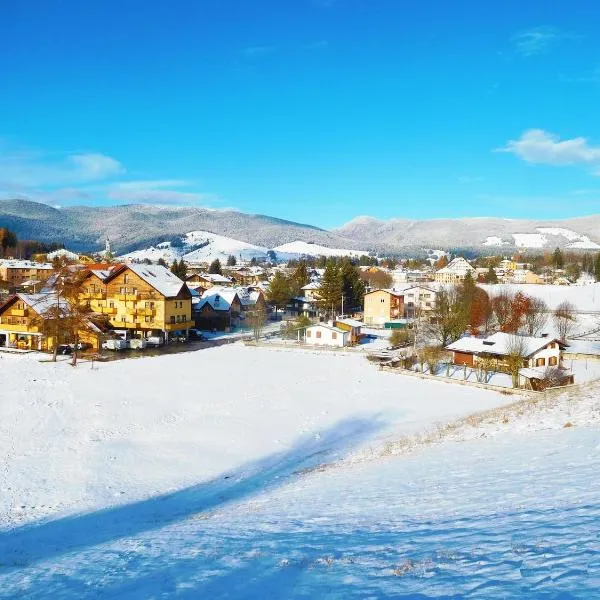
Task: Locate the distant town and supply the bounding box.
[1,225,599,392]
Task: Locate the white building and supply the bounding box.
[403,285,437,317]
[434,257,475,284]
[305,323,349,347]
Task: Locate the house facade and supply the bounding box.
[363,289,404,326]
[0,293,102,351]
[79,263,192,341]
[0,260,54,288]
[403,286,437,318]
[434,257,475,284]
[446,332,565,370]
[333,318,362,344]
[305,323,349,347]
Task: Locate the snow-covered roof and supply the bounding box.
[196,288,238,312]
[5,292,69,316]
[126,263,186,298]
[302,282,320,290]
[190,273,232,284]
[335,318,363,329]
[0,260,53,270]
[365,288,404,297]
[519,366,573,380]
[447,332,562,357]
[436,257,475,274]
[47,249,79,261]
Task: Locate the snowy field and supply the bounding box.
[1,345,599,598]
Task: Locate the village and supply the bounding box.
[1,230,599,393]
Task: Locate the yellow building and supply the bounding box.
[0,292,103,351]
[0,260,54,287]
[363,289,404,326]
[80,263,192,341]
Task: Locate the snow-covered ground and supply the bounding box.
[1,345,599,598]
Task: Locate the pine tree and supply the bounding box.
[170,258,187,280]
[316,261,343,317]
[484,266,498,284]
[208,259,222,275]
[552,247,564,270]
[226,255,237,266]
[289,261,310,296]
[266,271,292,316]
[595,253,600,282]
[339,257,364,313]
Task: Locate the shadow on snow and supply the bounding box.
[0,414,387,573]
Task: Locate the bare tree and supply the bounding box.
[248,307,267,342]
[491,290,513,332]
[523,297,548,336]
[553,300,577,342]
[505,334,526,388]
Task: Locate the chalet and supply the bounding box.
[363,289,404,326]
[79,263,192,342]
[301,281,321,302]
[0,293,103,351]
[305,323,349,347]
[194,289,242,331]
[446,332,566,370]
[185,272,233,291]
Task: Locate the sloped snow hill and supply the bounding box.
[122,231,269,264]
[273,240,369,260]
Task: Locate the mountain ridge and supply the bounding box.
[1,199,599,255]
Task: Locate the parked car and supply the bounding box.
[101,339,127,351]
[145,335,163,348]
[188,329,207,341]
[56,344,72,355]
[129,338,147,350]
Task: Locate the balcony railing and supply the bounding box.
[101,307,117,314]
[12,309,28,317]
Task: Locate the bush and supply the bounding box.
[389,329,410,347]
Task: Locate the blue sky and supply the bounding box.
[1,0,600,228]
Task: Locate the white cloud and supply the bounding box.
[511,26,573,57]
[0,150,123,187]
[107,181,218,206]
[496,129,600,166]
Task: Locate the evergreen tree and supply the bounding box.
[316,261,343,317]
[226,255,237,266]
[170,258,187,280]
[249,257,258,266]
[484,265,498,284]
[0,228,17,256]
[289,261,310,296]
[157,257,168,267]
[552,247,564,269]
[208,258,222,274]
[339,257,365,313]
[266,271,292,316]
[595,253,600,282]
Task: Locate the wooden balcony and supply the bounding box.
[101,307,117,315]
[114,293,140,301]
[12,309,28,317]
[81,292,105,300]
[134,308,155,317]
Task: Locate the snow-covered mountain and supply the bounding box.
[272,241,369,260]
[483,228,600,250]
[122,231,269,264]
[334,215,600,251]
[1,198,599,255]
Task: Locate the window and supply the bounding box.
[536,357,546,367]
[124,275,129,284]
[109,301,114,308]
[120,287,125,295]
[332,332,337,340]
[307,330,311,337]
[170,316,175,324]
[182,315,186,322]
[121,316,126,322]
[316,330,321,339]
[145,316,151,323]
[549,356,558,366]
[176,315,181,323]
